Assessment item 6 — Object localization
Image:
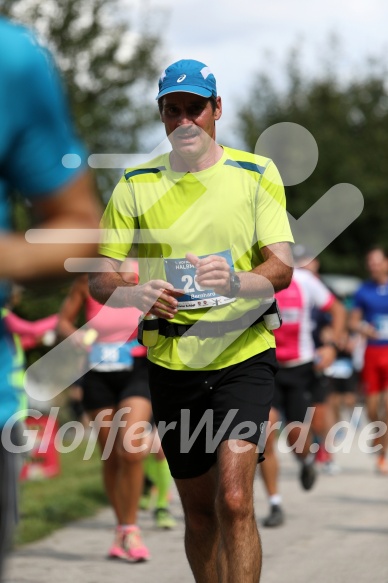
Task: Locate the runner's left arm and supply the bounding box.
[190,242,293,298]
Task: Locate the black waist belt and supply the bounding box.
[158,309,265,339]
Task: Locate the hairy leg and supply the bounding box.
[175,467,219,583]
[216,440,262,583]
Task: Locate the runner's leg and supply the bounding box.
[260,408,285,526]
[116,396,152,525]
[260,407,281,498]
[216,440,262,583]
[176,440,261,583]
[175,466,219,583]
[87,407,121,520]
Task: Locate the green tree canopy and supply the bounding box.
[1,0,164,199]
[237,50,388,277]
[0,0,165,322]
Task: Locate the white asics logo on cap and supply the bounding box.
[177,74,186,83]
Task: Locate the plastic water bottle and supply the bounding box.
[142,314,159,347]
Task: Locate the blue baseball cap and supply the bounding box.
[156,59,217,100]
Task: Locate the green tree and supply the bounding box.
[237,50,388,276]
[1,0,165,322]
[1,0,164,199]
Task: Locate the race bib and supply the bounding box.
[164,250,236,310]
[325,358,353,379]
[373,315,388,340]
[89,342,134,372]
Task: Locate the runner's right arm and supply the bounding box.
[348,307,378,339]
[89,257,178,318]
[56,275,89,342]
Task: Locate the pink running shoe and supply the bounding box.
[108,527,127,560]
[122,526,150,562]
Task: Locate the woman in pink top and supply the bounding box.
[4,311,58,350]
[57,273,151,562]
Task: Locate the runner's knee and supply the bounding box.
[117,445,146,464]
[216,486,253,524]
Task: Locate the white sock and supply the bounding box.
[269,494,282,506]
[303,452,315,466]
[120,524,137,531]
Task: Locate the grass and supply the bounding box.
[15,442,108,546]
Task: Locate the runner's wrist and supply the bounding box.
[358,320,371,333]
[323,341,339,353]
[123,282,140,308]
[226,272,241,298]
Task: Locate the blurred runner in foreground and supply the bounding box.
[0,17,100,580]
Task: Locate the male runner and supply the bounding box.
[90,59,293,581]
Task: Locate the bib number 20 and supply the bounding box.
[181,274,203,294]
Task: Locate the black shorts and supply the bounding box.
[272,362,328,423]
[82,357,150,412]
[311,373,331,404]
[326,372,359,395]
[148,349,278,479]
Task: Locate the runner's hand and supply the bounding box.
[186,253,231,296]
[131,280,180,318]
[314,345,336,371]
[68,330,90,351]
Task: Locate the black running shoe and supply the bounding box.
[263,505,285,527]
[300,462,317,490]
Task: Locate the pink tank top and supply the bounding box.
[4,312,58,350]
[274,269,334,365]
[85,295,146,357]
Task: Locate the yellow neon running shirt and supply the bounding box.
[99,146,294,370]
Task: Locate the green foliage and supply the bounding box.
[1,0,165,321]
[237,49,388,276]
[1,0,163,199]
[15,445,107,545]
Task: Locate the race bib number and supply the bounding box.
[164,250,236,310]
[374,314,388,340]
[89,342,134,371]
